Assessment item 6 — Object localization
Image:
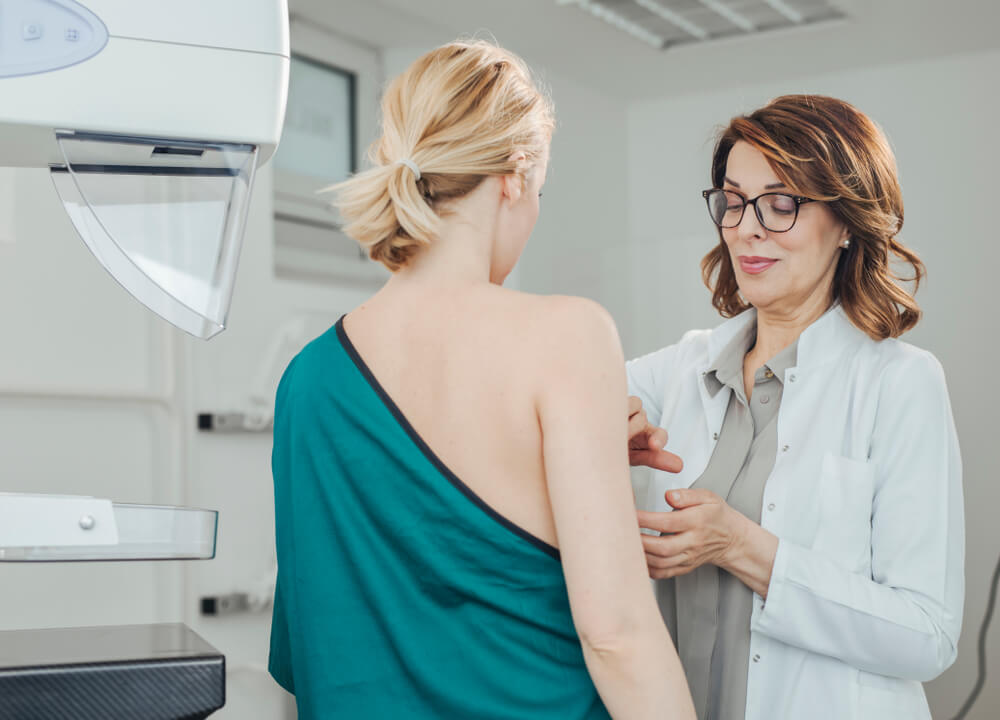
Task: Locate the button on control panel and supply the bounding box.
[21,22,44,41]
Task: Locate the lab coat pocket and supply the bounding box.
[812,452,875,574]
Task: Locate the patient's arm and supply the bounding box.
[535,296,694,720]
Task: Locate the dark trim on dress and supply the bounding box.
[335,315,561,561]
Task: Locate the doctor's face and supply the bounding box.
[720,141,849,315]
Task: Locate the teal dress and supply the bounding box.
[269,317,611,720]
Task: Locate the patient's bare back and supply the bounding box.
[343,284,612,549]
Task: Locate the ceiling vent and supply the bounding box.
[558,0,846,49]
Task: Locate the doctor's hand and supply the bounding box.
[627,396,683,473]
[637,489,778,597]
[637,489,749,577]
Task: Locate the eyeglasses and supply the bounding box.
[702,188,815,233]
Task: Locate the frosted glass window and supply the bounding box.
[274,55,354,184]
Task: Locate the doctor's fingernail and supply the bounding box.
[669,491,680,502]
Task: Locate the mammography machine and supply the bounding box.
[0,1,289,716]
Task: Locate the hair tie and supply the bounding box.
[396,158,421,181]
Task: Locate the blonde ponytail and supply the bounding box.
[336,159,438,270]
[330,40,554,271]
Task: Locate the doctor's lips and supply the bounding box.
[738,256,778,274]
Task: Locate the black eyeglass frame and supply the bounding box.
[702,188,815,233]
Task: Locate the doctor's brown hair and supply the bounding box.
[701,95,925,340]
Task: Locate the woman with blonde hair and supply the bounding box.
[626,95,964,719]
[268,41,694,720]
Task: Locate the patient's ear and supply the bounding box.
[500,151,527,205]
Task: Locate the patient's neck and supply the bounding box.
[386,191,499,294]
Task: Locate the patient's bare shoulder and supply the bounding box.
[492,290,625,377]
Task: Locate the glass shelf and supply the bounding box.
[0,503,217,562]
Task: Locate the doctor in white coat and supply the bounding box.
[625,95,964,720]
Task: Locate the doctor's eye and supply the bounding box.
[766,194,797,214]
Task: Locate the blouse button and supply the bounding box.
[763,369,774,379]
[759,395,770,405]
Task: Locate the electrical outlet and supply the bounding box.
[200,593,251,617]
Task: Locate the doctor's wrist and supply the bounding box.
[721,510,752,567]
[723,515,778,598]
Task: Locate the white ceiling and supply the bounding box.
[289,0,1000,100]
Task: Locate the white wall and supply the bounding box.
[625,46,1000,719]
[522,70,633,348]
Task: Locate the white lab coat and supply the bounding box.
[626,305,964,720]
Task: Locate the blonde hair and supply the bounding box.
[333,40,555,271]
[702,94,924,341]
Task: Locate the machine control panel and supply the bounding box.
[0,0,108,77]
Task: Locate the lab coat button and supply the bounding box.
[781,445,789,452]
[789,374,797,382]
[767,503,775,511]
[713,432,719,441]
[753,654,761,663]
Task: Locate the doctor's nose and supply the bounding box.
[736,203,767,244]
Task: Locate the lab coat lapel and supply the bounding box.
[696,308,757,452]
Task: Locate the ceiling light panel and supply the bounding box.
[558,0,845,49]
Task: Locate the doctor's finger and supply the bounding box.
[628,395,642,417]
[649,564,696,580]
[665,488,722,510]
[640,530,691,558]
[627,411,649,442]
[646,426,667,450]
[629,447,684,473]
[644,550,691,571]
[637,509,693,534]
[636,510,672,533]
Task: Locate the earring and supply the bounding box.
[842,239,851,249]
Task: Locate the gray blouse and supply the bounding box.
[655,322,798,720]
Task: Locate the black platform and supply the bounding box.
[0,623,225,720]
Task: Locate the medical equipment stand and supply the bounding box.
[0,497,225,719]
